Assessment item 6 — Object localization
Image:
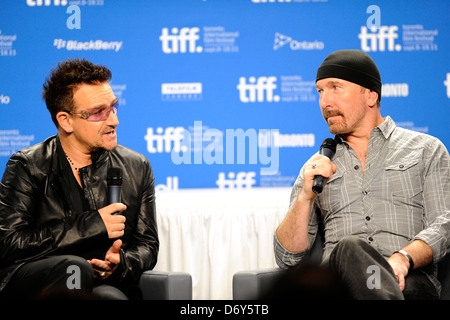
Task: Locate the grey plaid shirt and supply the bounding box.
[274,116,450,292]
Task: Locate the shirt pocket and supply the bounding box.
[385,157,423,199]
[384,153,424,235]
[317,168,344,220]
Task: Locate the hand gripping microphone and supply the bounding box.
[312,138,337,194]
[107,167,122,215]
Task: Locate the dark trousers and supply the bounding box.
[328,236,439,300]
[265,236,439,300]
[3,255,128,300]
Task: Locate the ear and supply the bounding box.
[367,90,379,108]
[56,111,73,133]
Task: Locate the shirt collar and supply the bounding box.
[335,115,397,144]
[376,116,396,140]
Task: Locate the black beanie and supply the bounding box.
[316,49,382,99]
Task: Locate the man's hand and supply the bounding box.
[98,203,127,239]
[387,240,433,291]
[387,253,410,291]
[88,239,122,279]
[300,154,337,201]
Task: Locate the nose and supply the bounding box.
[319,89,332,109]
[106,109,119,126]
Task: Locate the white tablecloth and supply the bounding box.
[153,187,291,300]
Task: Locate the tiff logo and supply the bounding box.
[216,171,257,189]
[160,27,203,54]
[145,127,185,153]
[237,76,280,103]
[359,26,401,52]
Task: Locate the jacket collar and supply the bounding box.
[52,134,110,171]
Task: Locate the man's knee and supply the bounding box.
[55,255,94,279]
[39,255,94,299]
[5,255,95,299]
[329,236,380,272]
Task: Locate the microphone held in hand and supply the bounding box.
[107,167,122,214]
[312,138,337,194]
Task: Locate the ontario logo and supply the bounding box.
[273,32,324,51]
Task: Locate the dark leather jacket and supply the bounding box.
[0,135,159,292]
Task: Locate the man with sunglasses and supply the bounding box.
[0,59,159,299]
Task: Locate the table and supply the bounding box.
[153,187,291,300]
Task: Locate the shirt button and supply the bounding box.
[354,165,359,170]
[365,216,371,221]
[368,236,374,242]
[362,190,368,195]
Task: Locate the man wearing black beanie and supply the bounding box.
[274,49,450,299]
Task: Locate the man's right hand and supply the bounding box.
[98,203,127,239]
[300,154,337,201]
[275,155,336,253]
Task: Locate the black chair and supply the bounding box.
[233,236,450,300]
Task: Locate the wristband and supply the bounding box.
[395,250,414,270]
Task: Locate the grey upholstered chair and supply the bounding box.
[140,270,192,300]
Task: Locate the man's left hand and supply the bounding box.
[387,253,410,291]
[88,239,122,279]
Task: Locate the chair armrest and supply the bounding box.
[139,270,192,300]
[233,268,283,300]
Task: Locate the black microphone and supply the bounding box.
[312,138,337,194]
[107,167,122,214]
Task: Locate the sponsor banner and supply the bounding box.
[0,0,448,188]
[161,83,203,101]
[53,39,123,52]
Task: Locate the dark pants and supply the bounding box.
[265,236,439,300]
[328,236,439,300]
[3,255,128,300]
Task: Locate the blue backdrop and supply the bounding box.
[1,0,449,190]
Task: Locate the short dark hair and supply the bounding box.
[42,58,112,127]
